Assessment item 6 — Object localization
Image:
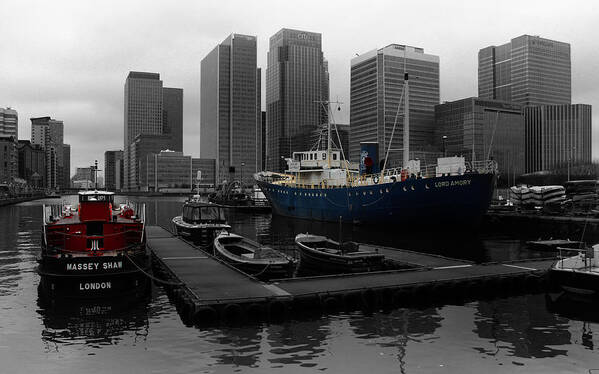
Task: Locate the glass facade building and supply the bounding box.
[201,34,261,185]
[162,87,184,152]
[266,28,329,172]
[146,151,192,192]
[350,44,440,166]
[104,150,123,191]
[525,104,592,173]
[478,35,571,106]
[124,72,183,190]
[435,98,525,185]
[124,72,163,190]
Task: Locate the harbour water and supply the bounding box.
[1,196,598,373]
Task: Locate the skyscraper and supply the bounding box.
[62,144,70,188]
[104,150,123,191]
[478,35,571,106]
[31,116,67,189]
[162,87,183,152]
[266,28,329,172]
[525,104,592,172]
[435,98,525,185]
[350,44,440,165]
[124,71,183,190]
[124,72,163,190]
[201,34,261,185]
[0,108,18,138]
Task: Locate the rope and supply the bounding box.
[124,252,183,286]
[250,261,272,278]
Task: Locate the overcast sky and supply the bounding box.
[2,0,598,176]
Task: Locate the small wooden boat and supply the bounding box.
[213,232,294,280]
[550,245,599,295]
[526,239,584,251]
[294,233,385,274]
[172,196,231,247]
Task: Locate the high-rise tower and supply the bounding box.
[200,34,261,185]
[266,28,329,172]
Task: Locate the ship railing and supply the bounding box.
[44,228,144,254]
[348,159,498,186]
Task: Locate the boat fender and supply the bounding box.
[392,288,409,307]
[380,288,394,306]
[525,274,539,291]
[360,288,377,310]
[193,306,218,326]
[246,303,264,322]
[181,302,195,325]
[322,296,339,312]
[342,292,360,309]
[268,300,287,321]
[223,303,243,323]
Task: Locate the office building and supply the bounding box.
[129,133,173,190]
[146,150,192,192]
[124,72,183,190]
[266,28,329,172]
[124,72,163,190]
[17,140,46,187]
[0,108,18,138]
[0,136,18,183]
[261,111,266,171]
[192,158,216,187]
[435,98,525,184]
[525,104,592,173]
[201,34,261,185]
[350,44,440,165]
[62,144,70,188]
[162,87,183,152]
[478,35,571,106]
[30,116,68,189]
[105,150,124,191]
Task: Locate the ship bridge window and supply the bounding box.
[333,153,337,160]
[310,153,313,160]
[202,207,225,220]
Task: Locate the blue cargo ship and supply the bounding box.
[255,156,496,226]
[255,72,496,226]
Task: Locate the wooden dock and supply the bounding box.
[146,226,557,326]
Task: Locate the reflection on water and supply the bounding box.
[0,196,598,373]
[474,295,570,359]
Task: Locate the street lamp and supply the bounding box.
[442,135,448,157]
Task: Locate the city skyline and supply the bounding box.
[2,0,598,177]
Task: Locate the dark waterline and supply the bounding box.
[0,196,598,373]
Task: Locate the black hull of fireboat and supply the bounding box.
[37,253,151,299]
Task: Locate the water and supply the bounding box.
[1,196,598,373]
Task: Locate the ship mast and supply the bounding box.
[403,46,410,168]
[327,101,332,169]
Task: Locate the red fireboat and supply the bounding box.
[38,190,150,299]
